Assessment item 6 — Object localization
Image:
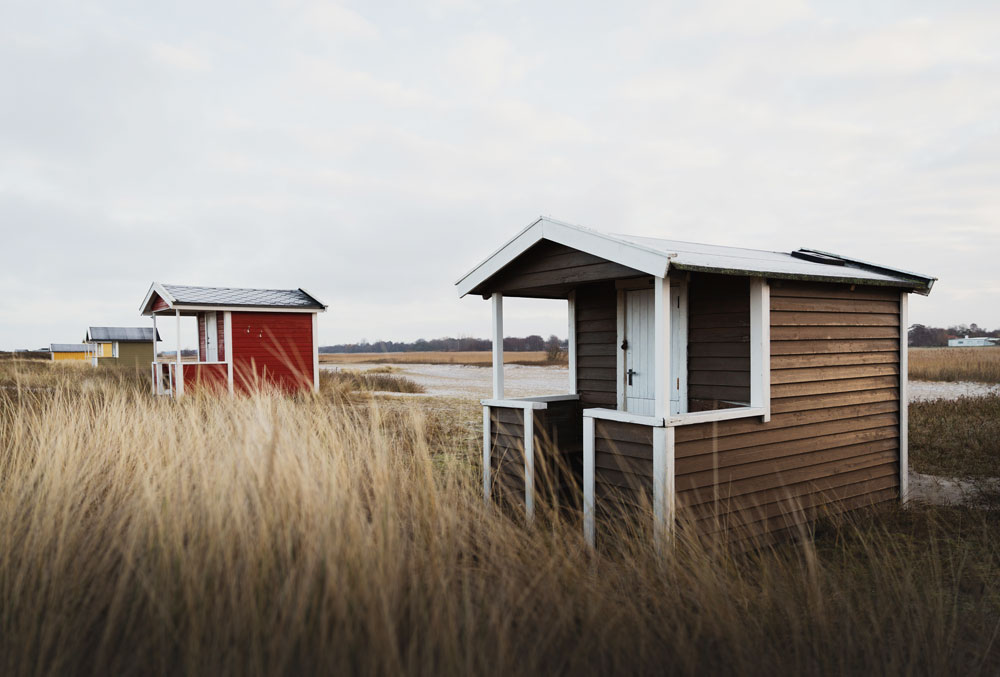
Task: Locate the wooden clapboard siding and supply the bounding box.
[490,407,526,504]
[230,312,315,393]
[575,282,619,408]
[151,294,170,313]
[593,419,653,512]
[480,240,644,297]
[534,400,584,505]
[674,280,901,538]
[687,274,751,409]
[488,401,583,509]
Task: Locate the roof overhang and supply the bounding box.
[455,217,672,297]
[140,282,328,315]
[456,216,937,298]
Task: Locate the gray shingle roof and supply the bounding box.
[87,327,161,342]
[161,285,325,309]
[50,344,89,353]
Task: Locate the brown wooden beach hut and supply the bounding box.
[456,217,935,544]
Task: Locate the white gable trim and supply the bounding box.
[139,282,176,316]
[455,217,672,297]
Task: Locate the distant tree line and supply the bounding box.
[320,335,566,354]
[909,323,1000,347]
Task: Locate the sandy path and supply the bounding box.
[322,363,570,399]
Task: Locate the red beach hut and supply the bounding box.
[140,283,327,396]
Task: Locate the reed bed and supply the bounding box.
[910,347,1000,384]
[0,361,998,676]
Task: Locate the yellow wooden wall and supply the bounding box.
[52,352,88,361]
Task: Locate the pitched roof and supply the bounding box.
[50,343,89,353]
[141,283,327,315]
[87,327,161,342]
[456,217,936,296]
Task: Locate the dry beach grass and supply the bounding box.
[0,360,998,675]
[910,346,1000,384]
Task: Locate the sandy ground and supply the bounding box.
[908,472,1000,507]
[322,363,570,399]
[909,380,1000,402]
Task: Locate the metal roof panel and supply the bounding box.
[159,285,326,309]
[87,326,161,341]
[50,343,89,352]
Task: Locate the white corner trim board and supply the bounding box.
[899,292,909,504]
[750,278,771,422]
[311,312,319,393]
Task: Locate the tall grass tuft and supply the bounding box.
[321,367,426,394]
[0,361,998,675]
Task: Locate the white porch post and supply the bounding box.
[482,406,492,505]
[523,407,535,522]
[175,309,184,397]
[900,292,909,504]
[151,314,158,395]
[491,292,504,398]
[653,275,674,543]
[750,278,771,422]
[224,311,234,395]
[567,290,577,394]
[583,415,595,547]
[653,427,676,550]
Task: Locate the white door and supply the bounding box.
[624,289,655,415]
[205,312,218,362]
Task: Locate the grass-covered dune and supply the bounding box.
[0,361,998,676]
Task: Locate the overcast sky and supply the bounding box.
[2,0,998,351]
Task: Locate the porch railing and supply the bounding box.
[151,361,229,397]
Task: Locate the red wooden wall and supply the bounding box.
[231,312,314,393]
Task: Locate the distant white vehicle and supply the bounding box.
[948,336,999,347]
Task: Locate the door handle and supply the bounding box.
[627,368,636,386]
